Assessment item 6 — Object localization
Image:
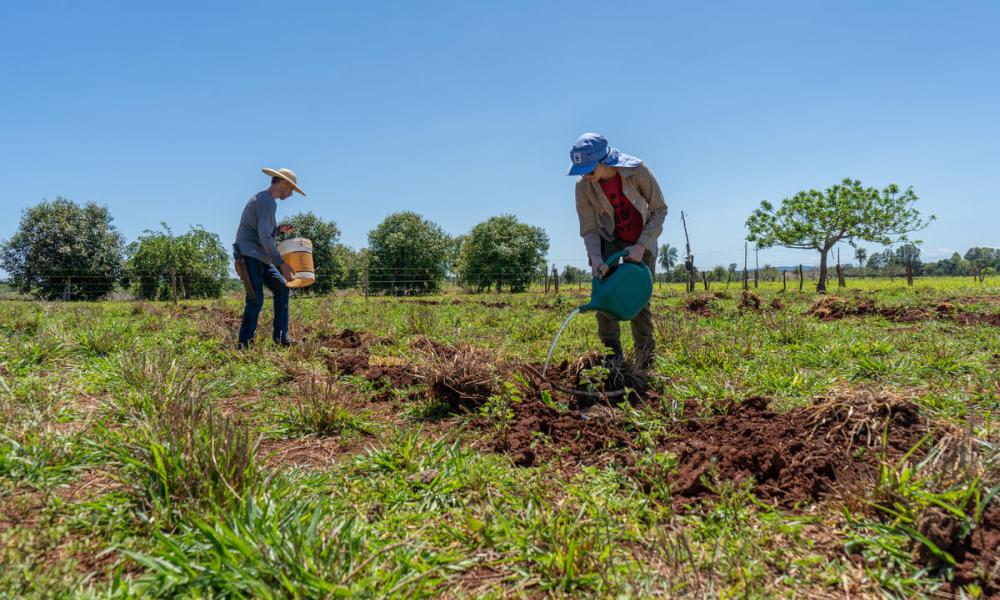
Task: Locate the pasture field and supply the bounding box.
[1,277,999,598]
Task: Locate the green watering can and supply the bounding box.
[578,250,653,320]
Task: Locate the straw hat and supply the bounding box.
[262,167,307,196]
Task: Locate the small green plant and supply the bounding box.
[480,380,521,436]
[578,364,610,394]
[104,394,259,520]
[279,377,374,438]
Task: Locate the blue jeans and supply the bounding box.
[238,257,290,347]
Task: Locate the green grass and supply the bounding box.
[0,277,998,597]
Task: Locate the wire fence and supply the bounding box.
[4,262,985,304]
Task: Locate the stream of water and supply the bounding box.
[542,308,581,377]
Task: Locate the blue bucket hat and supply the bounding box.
[567,132,642,176]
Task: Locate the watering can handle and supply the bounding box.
[603,250,631,268]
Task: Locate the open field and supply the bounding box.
[2,277,999,598]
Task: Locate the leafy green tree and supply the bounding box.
[746,178,933,292]
[457,215,549,292]
[965,247,999,281]
[890,243,923,276]
[1,197,124,300]
[126,224,228,300]
[562,265,588,284]
[854,247,868,277]
[709,265,728,282]
[277,212,343,295]
[658,243,679,271]
[368,212,452,295]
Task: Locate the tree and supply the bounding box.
[891,243,923,276]
[368,212,452,295]
[709,265,728,282]
[125,224,228,300]
[1,197,125,300]
[659,243,679,271]
[854,247,868,277]
[562,265,588,284]
[965,247,999,281]
[277,212,343,295]
[746,178,933,292]
[457,215,549,292]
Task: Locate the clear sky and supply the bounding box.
[2,0,997,270]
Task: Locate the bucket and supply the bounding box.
[276,238,315,289]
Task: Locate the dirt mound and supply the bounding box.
[945,508,1000,595]
[769,298,785,310]
[411,344,504,411]
[739,291,763,311]
[491,400,636,467]
[951,311,1000,327]
[647,394,927,507]
[320,328,369,349]
[809,297,1000,327]
[684,294,716,316]
[321,329,418,396]
[808,296,878,320]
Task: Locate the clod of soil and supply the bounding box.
[946,508,1000,595]
[769,298,785,310]
[489,400,636,468]
[684,294,716,316]
[808,297,1000,327]
[647,394,927,507]
[739,290,763,311]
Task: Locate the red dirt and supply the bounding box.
[809,296,1000,326]
[684,294,716,316]
[739,290,763,311]
[639,395,928,507]
[491,400,636,468]
[321,329,419,396]
[947,508,1000,595]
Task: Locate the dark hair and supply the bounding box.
[271,176,282,184]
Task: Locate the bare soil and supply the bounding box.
[809,296,1000,326]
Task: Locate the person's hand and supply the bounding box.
[590,255,609,279]
[625,243,646,264]
[277,224,295,235]
[280,263,295,282]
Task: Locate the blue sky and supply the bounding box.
[1,0,997,270]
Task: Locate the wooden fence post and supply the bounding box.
[798,264,804,291]
[702,272,709,291]
[553,265,559,294]
[782,270,787,292]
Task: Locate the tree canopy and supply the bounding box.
[367,212,452,295]
[126,224,228,300]
[1,197,125,300]
[746,178,933,292]
[457,215,549,292]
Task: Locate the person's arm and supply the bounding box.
[636,163,667,253]
[257,198,285,266]
[576,182,604,267]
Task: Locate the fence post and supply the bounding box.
[364,266,369,300]
[782,270,787,292]
[702,272,709,291]
[906,263,914,286]
[798,264,804,291]
[63,275,71,301]
[544,265,550,294]
[171,270,178,306]
[553,264,559,294]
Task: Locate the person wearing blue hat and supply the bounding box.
[568,133,667,369]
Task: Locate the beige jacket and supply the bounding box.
[575,162,667,262]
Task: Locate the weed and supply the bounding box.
[278,376,374,438]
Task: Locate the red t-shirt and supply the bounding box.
[599,173,643,244]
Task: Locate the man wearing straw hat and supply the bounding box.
[568,133,667,370]
[234,167,306,349]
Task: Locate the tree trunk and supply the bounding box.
[816,249,829,293]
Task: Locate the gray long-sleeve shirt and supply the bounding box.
[234,190,285,266]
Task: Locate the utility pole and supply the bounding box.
[681,211,696,293]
